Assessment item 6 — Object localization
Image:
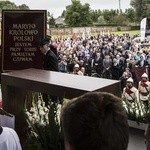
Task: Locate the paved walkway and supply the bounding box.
[128,127,146,150]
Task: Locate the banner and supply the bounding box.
[140,17,147,41]
[134,67,147,82]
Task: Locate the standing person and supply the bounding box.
[122,77,139,102]
[58,55,68,73]
[0,126,22,150]
[111,58,120,80]
[102,55,112,79]
[84,54,92,76]
[138,73,150,112]
[122,77,139,116]
[39,38,59,106]
[120,67,132,91]
[93,52,103,76]
[61,92,129,150]
[136,55,148,67]
[39,38,59,71]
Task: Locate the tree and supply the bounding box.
[130,0,150,21]
[102,9,118,24]
[18,4,29,10]
[90,9,102,23]
[47,12,55,28]
[125,8,136,23]
[64,0,92,27]
[61,10,65,18]
[113,14,129,26]
[98,16,106,25]
[0,1,17,10]
[0,1,29,10]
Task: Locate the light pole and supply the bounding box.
[119,0,121,13]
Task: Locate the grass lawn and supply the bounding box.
[51,30,141,38]
[112,30,140,35]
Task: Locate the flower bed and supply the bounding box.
[24,93,65,150]
[123,100,148,130]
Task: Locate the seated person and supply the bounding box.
[61,92,129,150]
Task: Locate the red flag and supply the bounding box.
[60,32,62,40]
[134,67,147,82]
[72,33,77,40]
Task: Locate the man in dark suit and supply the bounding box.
[39,38,59,71]
[39,37,59,106]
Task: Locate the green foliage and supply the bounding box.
[122,99,148,123]
[18,4,29,10]
[117,26,121,31]
[0,1,17,10]
[0,1,29,10]
[47,12,56,27]
[102,9,118,24]
[98,16,106,25]
[113,14,129,26]
[130,0,150,21]
[90,9,102,23]
[125,8,136,23]
[64,0,92,27]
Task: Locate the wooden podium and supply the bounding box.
[1,68,121,145]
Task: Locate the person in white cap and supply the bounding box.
[122,77,139,102]
[138,73,150,112]
[122,77,139,116]
[73,64,83,76]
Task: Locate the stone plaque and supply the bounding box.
[1,10,47,71]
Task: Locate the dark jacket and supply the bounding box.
[43,50,59,71]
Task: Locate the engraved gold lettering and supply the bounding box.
[13,36,33,42]
[9,30,38,36]
[11,52,35,57]
[24,48,37,51]
[13,57,33,61]
[10,47,21,51]
[15,43,32,47]
[12,24,36,29]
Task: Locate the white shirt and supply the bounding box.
[138,81,150,101]
[0,127,22,150]
[122,86,139,101]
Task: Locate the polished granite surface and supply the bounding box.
[128,127,146,150]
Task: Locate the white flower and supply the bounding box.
[39,109,45,116]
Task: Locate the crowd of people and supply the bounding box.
[39,31,150,116]
[50,32,150,86]
[122,73,150,116]
[38,32,150,150]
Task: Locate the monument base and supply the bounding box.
[128,120,147,130]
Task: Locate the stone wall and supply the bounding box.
[48,26,132,36]
[0,21,131,40]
